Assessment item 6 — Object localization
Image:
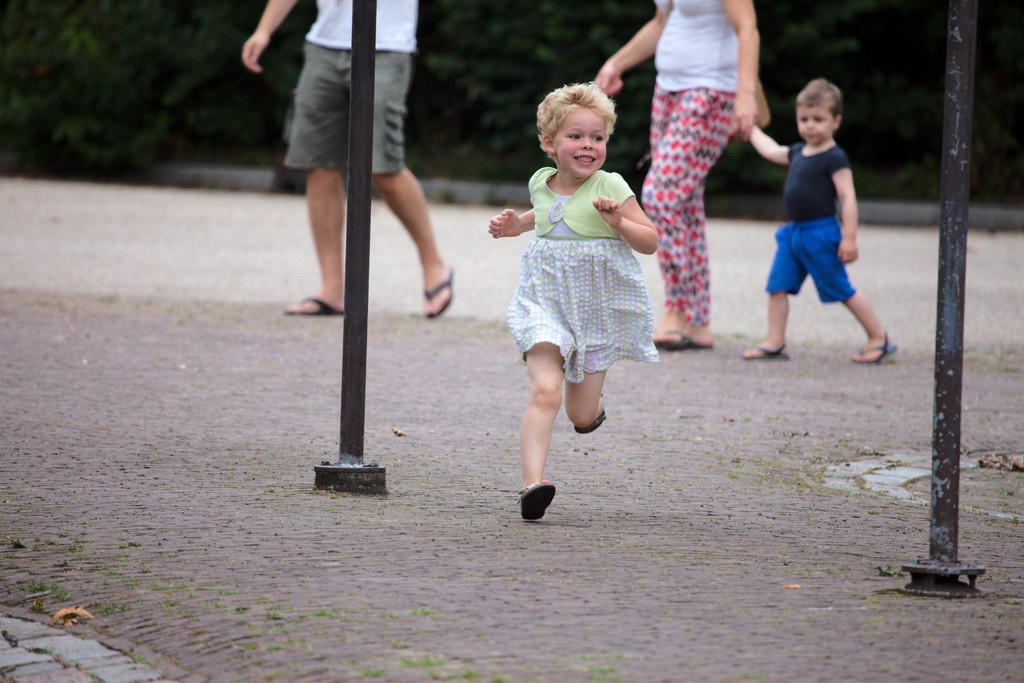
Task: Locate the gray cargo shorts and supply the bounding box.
[283,42,413,174]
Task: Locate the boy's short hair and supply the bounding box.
[537,82,617,157]
[796,78,843,117]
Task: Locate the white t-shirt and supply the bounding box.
[306,0,418,53]
[653,0,738,92]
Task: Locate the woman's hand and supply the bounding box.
[595,62,624,96]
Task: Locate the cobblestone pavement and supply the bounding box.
[2,178,1023,682]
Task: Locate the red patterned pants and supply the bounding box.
[642,86,734,326]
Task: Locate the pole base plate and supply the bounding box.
[900,560,985,598]
[314,462,386,495]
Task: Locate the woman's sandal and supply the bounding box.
[742,344,789,361]
[518,480,556,520]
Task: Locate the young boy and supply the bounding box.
[743,78,896,363]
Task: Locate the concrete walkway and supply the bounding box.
[1,176,1023,682]
[2,176,1023,351]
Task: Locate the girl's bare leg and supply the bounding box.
[520,344,565,488]
[563,369,607,430]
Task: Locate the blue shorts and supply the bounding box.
[765,216,856,303]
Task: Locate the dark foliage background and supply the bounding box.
[1,0,1021,202]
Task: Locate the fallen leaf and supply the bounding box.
[30,597,45,613]
[978,454,1024,472]
[49,606,94,626]
[391,426,406,437]
[783,584,801,589]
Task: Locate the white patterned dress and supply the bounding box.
[507,171,659,383]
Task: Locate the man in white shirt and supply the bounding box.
[243,0,453,318]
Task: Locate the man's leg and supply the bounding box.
[373,169,452,317]
[286,168,346,314]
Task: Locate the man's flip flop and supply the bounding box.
[518,481,556,520]
[424,268,454,319]
[853,333,898,364]
[743,344,789,361]
[285,297,344,317]
[654,330,713,351]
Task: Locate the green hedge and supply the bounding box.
[0,0,314,171]
[1,0,1022,201]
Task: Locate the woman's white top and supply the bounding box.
[653,0,738,92]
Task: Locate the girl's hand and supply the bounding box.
[488,209,521,239]
[593,196,623,230]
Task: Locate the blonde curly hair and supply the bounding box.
[536,82,617,159]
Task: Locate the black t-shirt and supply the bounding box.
[783,143,850,223]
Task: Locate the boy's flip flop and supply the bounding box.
[853,333,898,364]
[518,481,556,520]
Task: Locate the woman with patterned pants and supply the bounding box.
[596,0,760,350]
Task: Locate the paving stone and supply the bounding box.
[17,636,117,664]
[882,465,932,481]
[8,664,94,682]
[88,662,164,683]
[822,478,863,494]
[863,471,914,487]
[4,659,66,678]
[0,647,53,672]
[0,619,61,644]
[825,459,884,477]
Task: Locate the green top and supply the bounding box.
[529,167,634,240]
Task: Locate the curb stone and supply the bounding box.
[1,612,181,683]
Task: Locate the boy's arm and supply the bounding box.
[833,168,859,264]
[749,127,790,166]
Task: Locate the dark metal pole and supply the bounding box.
[314,0,386,494]
[337,0,375,465]
[902,0,984,596]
